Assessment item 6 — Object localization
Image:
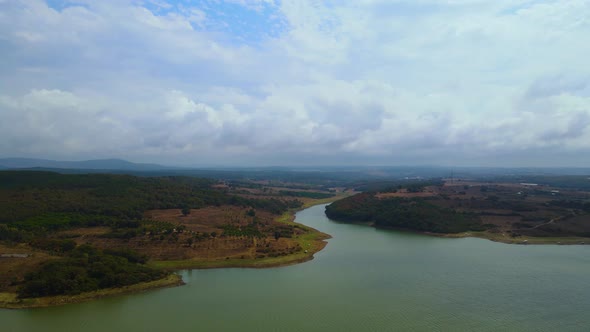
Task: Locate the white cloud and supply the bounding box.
[0,0,589,166]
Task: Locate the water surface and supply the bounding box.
[3,204,590,331]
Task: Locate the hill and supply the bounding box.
[325,179,590,243]
[0,170,333,304]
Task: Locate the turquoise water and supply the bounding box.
[3,204,590,331]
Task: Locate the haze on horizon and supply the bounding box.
[1,0,589,168]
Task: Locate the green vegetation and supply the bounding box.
[0,170,311,301]
[0,274,183,309]
[325,192,481,233]
[29,238,77,253]
[221,223,264,238]
[0,171,301,242]
[351,179,443,192]
[18,245,167,298]
[326,178,590,242]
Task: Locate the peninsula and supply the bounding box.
[325,179,590,244]
[0,171,339,308]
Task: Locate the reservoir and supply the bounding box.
[3,204,590,331]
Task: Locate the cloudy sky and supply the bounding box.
[1,0,589,167]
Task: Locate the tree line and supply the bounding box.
[325,192,482,233]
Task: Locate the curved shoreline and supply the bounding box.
[147,199,336,271]
[0,198,342,310]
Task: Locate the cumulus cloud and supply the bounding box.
[0,0,589,166]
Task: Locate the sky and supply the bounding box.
[1,0,589,167]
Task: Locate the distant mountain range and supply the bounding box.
[0,158,176,171]
[1,158,589,178]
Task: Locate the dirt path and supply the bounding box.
[531,210,574,229]
[532,218,557,229]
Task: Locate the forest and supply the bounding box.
[18,245,165,298]
[0,171,300,241]
[325,192,482,233]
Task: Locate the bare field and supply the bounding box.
[52,205,324,263]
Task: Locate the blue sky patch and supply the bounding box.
[45,0,287,45]
[145,0,288,44]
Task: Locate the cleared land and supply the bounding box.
[71,204,333,269]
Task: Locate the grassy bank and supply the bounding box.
[0,274,184,309]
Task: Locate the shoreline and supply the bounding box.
[148,197,341,271]
[431,231,590,245]
[0,274,184,309]
[5,195,585,310]
[1,197,342,310]
[370,224,590,245]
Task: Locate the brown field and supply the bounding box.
[0,198,335,308]
[0,201,333,305]
[53,205,311,262]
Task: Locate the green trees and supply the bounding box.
[181,207,191,216]
[325,193,377,222]
[0,171,313,298]
[326,193,480,233]
[18,246,166,298]
[0,171,303,240]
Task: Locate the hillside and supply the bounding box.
[0,171,330,302]
[325,180,590,243]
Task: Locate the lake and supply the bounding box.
[3,204,590,331]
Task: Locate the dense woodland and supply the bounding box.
[18,245,165,298]
[325,192,482,233]
[0,171,301,241]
